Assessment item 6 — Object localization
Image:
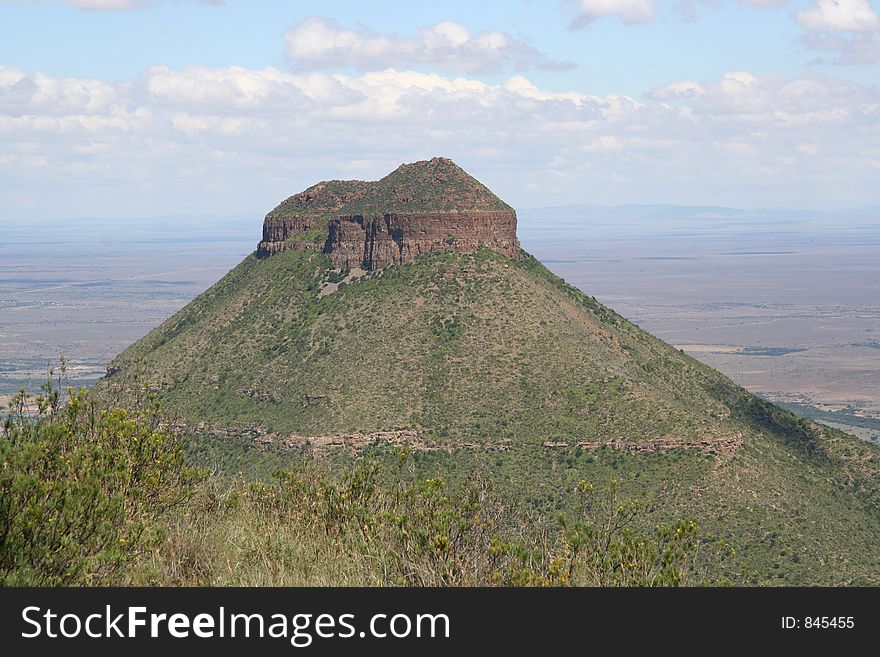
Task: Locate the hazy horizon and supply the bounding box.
[4,201,880,226]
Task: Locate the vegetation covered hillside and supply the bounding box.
[2,383,706,587]
[104,247,746,445]
[98,246,880,585]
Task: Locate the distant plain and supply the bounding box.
[2,206,877,442]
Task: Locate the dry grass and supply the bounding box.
[124,460,703,587]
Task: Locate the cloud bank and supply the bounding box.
[1,60,877,218]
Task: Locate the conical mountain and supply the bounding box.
[100,158,880,584]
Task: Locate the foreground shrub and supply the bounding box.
[0,368,200,585]
[138,452,717,587]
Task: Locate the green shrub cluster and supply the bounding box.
[0,369,201,585]
[284,227,328,246]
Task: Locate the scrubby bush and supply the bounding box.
[555,479,699,586]
[135,449,713,587]
[0,366,201,585]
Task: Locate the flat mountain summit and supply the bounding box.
[101,158,880,584]
[258,157,519,269]
[268,157,514,218]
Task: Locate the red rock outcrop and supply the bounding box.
[260,216,315,243]
[256,216,321,256]
[325,210,519,270]
[255,158,520,269]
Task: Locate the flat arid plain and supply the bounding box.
[2,206,878,443]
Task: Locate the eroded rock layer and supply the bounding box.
[325,210,519,270]
[255,157,520,270]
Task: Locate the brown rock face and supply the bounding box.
[260,216,314,243]
[255,157,520,269]
[257,216,319,256]
[325,210,519,269]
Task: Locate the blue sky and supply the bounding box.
[1,0,878,219]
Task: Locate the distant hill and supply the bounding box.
[99,159,880,585]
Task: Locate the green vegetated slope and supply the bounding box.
[101,246,880,584]
[107,247,738,442]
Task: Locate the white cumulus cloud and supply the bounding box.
[144,65,362,113]
[796,0,880,31]
[282,16,572,74]
[0,65,121,115]
[569,0,657,27]
[796,0,880,64]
